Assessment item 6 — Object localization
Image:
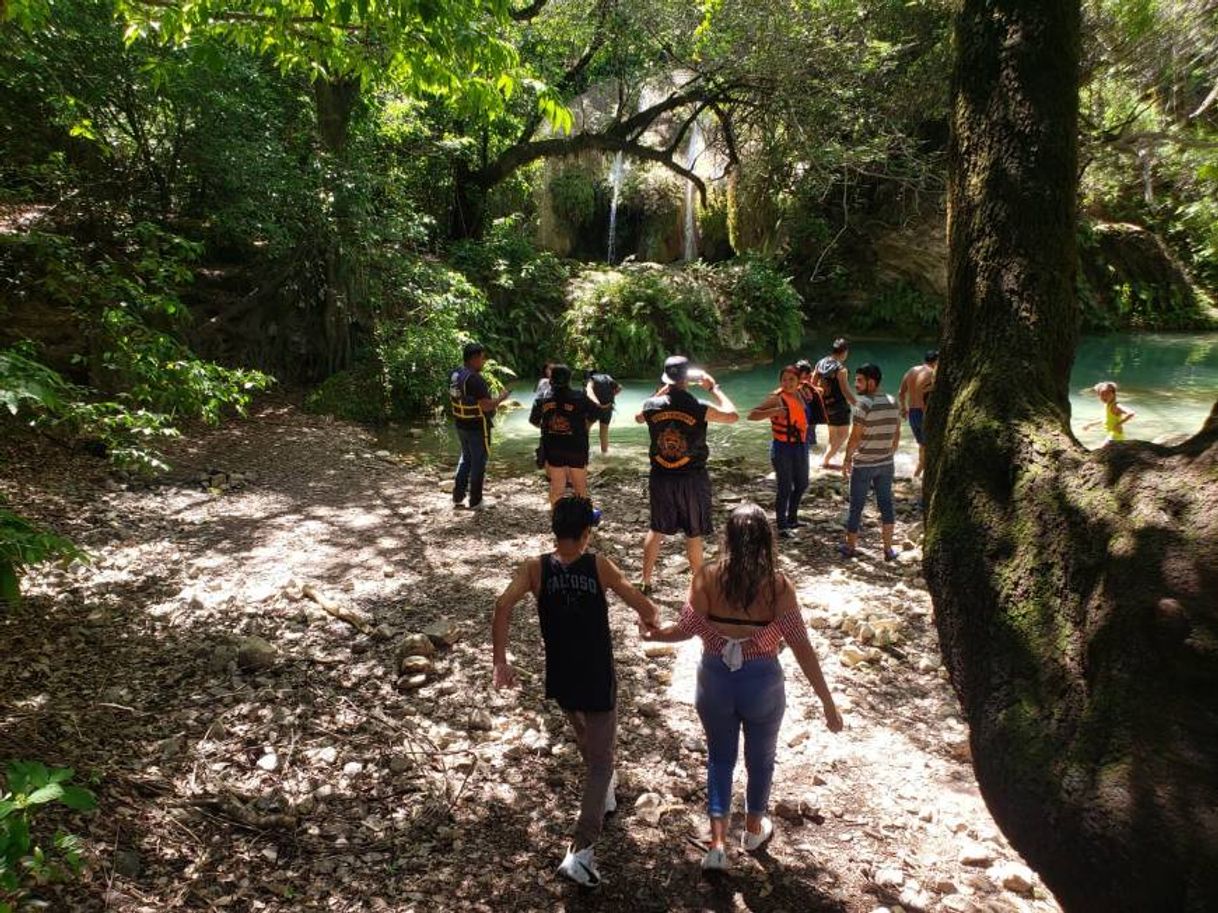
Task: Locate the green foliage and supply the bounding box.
[0,761,96,907]
[450,215,570,378]
[308,257,488,422]
[547,169,598,233]
[852,281,943,336]
[722,257,804,356]
[564,265,720,375]
[0,502,88,609]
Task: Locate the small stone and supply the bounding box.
[397,633,436,660]
[940,897,971,913]
[399,655,433,676]
[874,866,905,889]
[468,709,494,732]
[774,798,803,822]
[423,619,461,647]
[236,636,276,673]
[960,843,996,867]
[787,728,810,748]
[634,792,665,826]
[840,646,869,667]
[988,861,1036,896]
[342,761,364,776]
[399,673,427,690]
[256,751,279,772]
[917,656,939,673]
[798,796,821,818]
[261,845,279,863]
[317,746,338,764]
[388,756,411,774]
[812,773,828,786]
[933,878,959,894]
[642,643,675,658]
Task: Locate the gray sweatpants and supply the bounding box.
[564,707,617,847]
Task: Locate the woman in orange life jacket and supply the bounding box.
[747,366,810,539]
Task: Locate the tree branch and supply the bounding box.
[509,0,548,21]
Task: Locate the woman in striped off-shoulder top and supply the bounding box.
[643,503,844,872]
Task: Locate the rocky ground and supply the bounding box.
[1,399,1063,912]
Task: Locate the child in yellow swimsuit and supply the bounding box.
[1087,381,1135,444]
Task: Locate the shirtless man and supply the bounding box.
[897,350,938,477]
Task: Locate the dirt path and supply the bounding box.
[1,400,1061,912]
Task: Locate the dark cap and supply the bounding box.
[550,364,572,388]
[925,349,939,364]
[462,341,486,362]
[662,355,691,384]
[857,363,882,384]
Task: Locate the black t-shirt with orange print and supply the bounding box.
[641,388,709,473]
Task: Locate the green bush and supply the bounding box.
[546,169,598,233]
[1,761,96,909]
[565,265,721,375]
[0,502,87,609]
[450,216,570,378]
[853,281,942,335]
[722,256,804,356]
[303,365,387,424]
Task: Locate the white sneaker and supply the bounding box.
[701,846,728,872]
[557,845,601,887]
[603,771,618,815]
[467,500,488,511]
[741,816,774,851]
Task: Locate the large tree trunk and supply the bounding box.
[924,2,1218,911]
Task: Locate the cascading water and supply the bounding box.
[683,119,704,262]
[606,151,625,264]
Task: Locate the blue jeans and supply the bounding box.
[770,440,808,529]
[695,654,786,818]
[453,425,490,506]
[846,462,895,533]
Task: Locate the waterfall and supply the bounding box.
[683,119,704,262]
[606,151,626,264]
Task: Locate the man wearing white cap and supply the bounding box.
[635,355,738,592]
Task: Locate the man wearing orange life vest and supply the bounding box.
[747,365,810,538]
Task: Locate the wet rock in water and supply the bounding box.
[423,619,461,648]
[399,655,433,676]
[987,861,1036,896]
[237,636,277,672]
[397,633,436,660]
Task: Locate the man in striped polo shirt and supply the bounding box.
[839,363,901,561]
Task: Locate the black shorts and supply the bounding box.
[546,449,589,469]
[648,469,713,538]
[826,407,852,427]
[597,404,614,424]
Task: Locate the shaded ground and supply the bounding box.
[1,399,1062,912]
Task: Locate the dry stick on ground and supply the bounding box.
[301,583,373,634]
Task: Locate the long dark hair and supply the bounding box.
[718,503,778,614]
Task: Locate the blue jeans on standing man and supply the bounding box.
[771,440,809,529]
[453,425,490,507]
[695,654,786,819]
[845,461,895,533]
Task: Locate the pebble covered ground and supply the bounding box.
[1,398,1062,912]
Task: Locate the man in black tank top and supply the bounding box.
[491,496,662,887]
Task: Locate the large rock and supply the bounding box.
[423,620,461,648]
[397,633,436,660]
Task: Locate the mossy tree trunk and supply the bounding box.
[924,2,1218,910]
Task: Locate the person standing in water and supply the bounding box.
[897,349,938,477]
[747,365,810,538]
[529,364,601,506]
[449,341,511,510]
[815,338,856,469]
[586,370,623,455]
[492,496,662,887]
[1086,381,1135,444]
[636,356,738,594]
